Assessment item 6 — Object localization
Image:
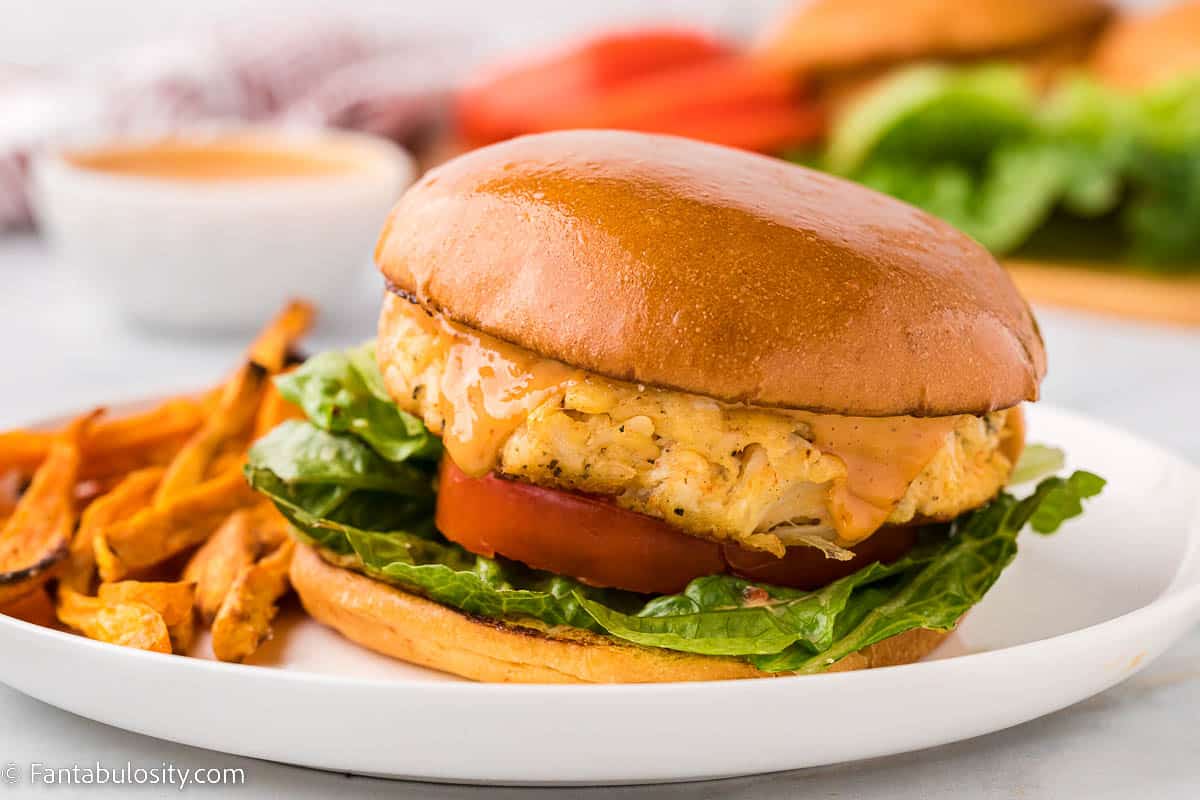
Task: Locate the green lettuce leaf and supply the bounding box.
[1010,444,1066,485]
[247,421,436,533]
[246,343,1105,673]
[810,63,1199,266]
[854,141,1071,253]
[246,465,618,631]
[274,341,441,463]
[1039,76,1137,216]
[753,471,1104,672]
[824,66,1129,254]
[579,542,943,658]
[1121,78,1200,266]
[826,64,1035,176]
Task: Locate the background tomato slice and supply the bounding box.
[437,458,918,595]
[456,28,731,146]
[454,26,825,153]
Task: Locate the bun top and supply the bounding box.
[756,0,1111,74]
[376,130,1045,417]
[1091,1,1200,90]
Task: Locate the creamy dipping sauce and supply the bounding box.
[65,138,366,181]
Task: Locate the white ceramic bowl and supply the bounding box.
[32,128,415,331]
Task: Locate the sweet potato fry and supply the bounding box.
[62,467,163,593]
[206,448,250,480]
[251,381,305,442]
[248,299,315,373]
[95,470,257,582]
[0,398,202,479]
[1,586,57,627]
[250,504,292,551]
[75,476,122,509]
[154,362,267,504]
[98,580,196,653]
[211,538,295,663]
[0,471,21,517]
[184,504,293,624]
[183,509,258,624]
[56,587,171,654]
[0,410,98,606]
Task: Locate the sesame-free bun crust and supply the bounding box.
[756,0,1111,73]
[377,130,1045,417]
[291,543,951,683]
[1090,1,1200,90]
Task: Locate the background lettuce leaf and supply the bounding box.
[854,142,1071,253]
[826,64,1035,176]
[1122,78,1200,266]
[811,63,1198,266]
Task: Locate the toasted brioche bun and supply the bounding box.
[755,0,1111,74]
[377,130,1044,417]
[291,543,952,683]
[1091,1,1200,90]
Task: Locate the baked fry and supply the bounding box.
[154,362,267,504]
[98,580,196,653]
[56,587,171,654]
[250,504,292,551]
[0,410,98,606]
[184,509,258,624]
[0,586,57,627]
[95,470,257,582]
[211,538,295,663]
[185,504,292,623]
[251,380,304,442]
[11,299,317,663]
[0,471,21,517]
[248,299,315,372]
[0,398,202,479]
[63,467,163,593]
[207,447,251,480]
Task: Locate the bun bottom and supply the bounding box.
[291,543,952,683]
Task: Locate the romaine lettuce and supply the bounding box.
[809,63,1200,267]
[274,342,441,463]
[1009,444,1066,485]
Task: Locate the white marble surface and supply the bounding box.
[0,234,1198,798]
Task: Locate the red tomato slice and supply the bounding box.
[436,458,917,594]
[721,525,917,589]
[436,457,724,594]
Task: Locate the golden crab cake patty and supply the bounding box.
[378,294,1021,557]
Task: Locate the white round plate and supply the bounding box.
[1,404,1198,785]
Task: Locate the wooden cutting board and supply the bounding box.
[1005,258,1200,327]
